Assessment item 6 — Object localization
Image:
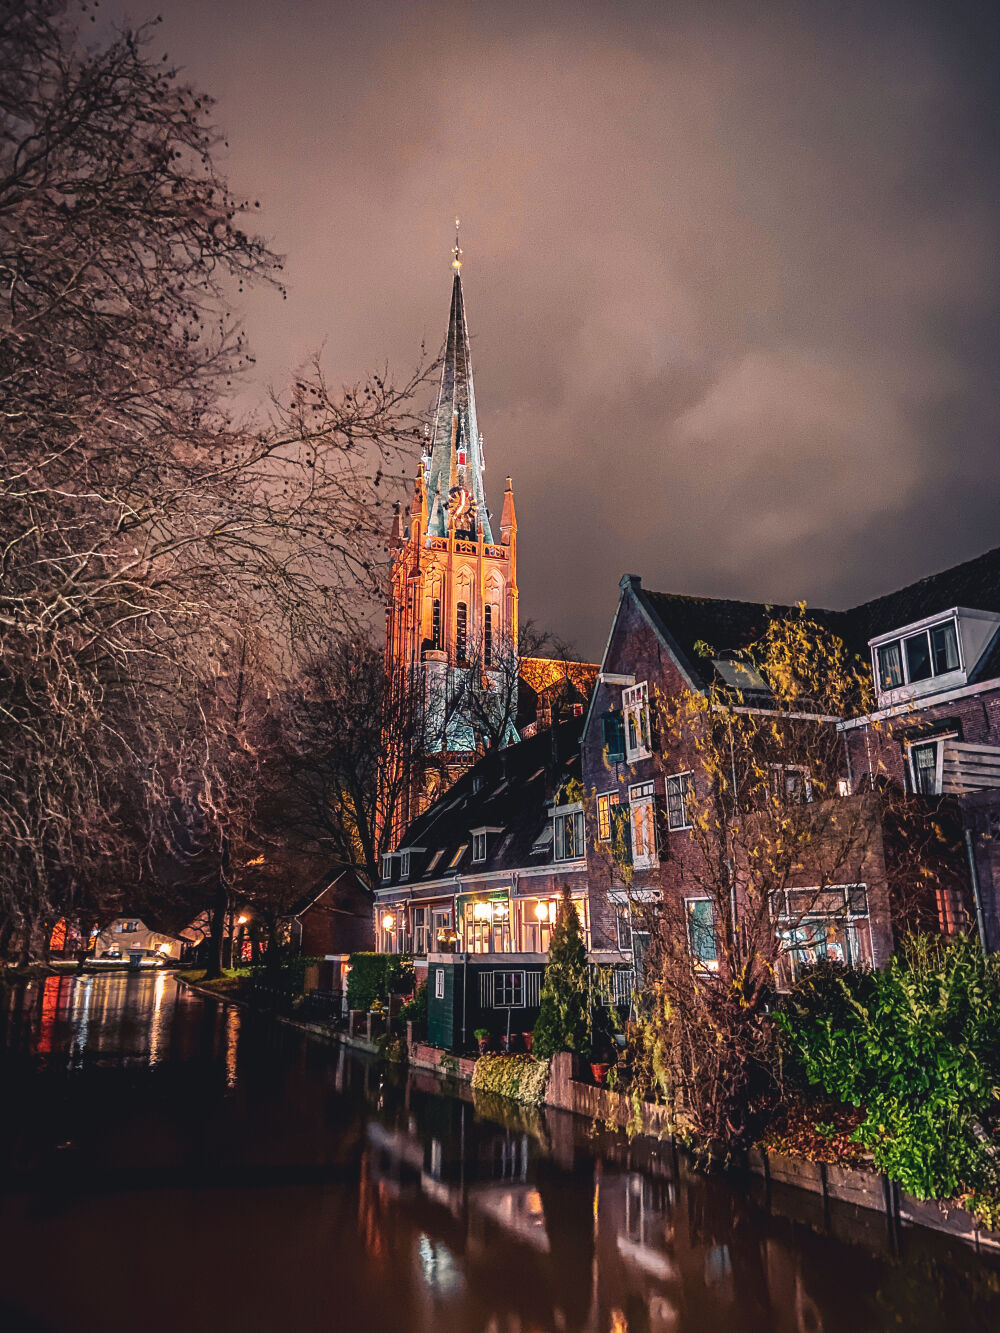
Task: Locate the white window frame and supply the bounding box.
[399,850,411,880]
[493,970,526,1008]
[424,849,443,877]
[472,831,487,863]
[684,897,719,972]
[905,734,955,796]
[872,616,963,695]
[771,883,873,986]
[629,781,658,870]
[411,906,428,955]
[623,681,651,763]
[665,772,694,831]
[434,968,445,999]
[553,805,585,861]
[381,854,393,881]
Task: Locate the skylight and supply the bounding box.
[713,659,768,691]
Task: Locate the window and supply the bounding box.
[456,602,468,664]
[666,772,694,830]
[904,730,956,796]
[616,906,633,951]
[399,851,410,880]
[769,765,812,804]
[424,849,443,877]
[494,971,525,1007]
[623,682,651,762]
[936,885,967,935]
[119,920,139,934]
[629,782,658,870]
[554,807,585,861]
[601,711,626,763]
[412,907,428,954]
[465,898,512,953]
[771,884,873,985]
[434,968,445,999]
[685,899,718,970]
[472,831,487,863]
[609,802,632,862]
[875,619,960,693]
[531,825,554,854]
[484,605,493,666]
[432,908,452,948]
[431,597,441,650]
[381,854,393,881]
[448,843,468,869]
[597,790,620,841]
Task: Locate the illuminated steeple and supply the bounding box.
[425,222,493,542]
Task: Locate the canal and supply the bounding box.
[0,973,996,1333]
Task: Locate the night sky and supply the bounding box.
[102,0,1000,658]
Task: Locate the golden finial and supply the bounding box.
[451,217,463,272]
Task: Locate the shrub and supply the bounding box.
[472,1053,551,1107]
[776,936,1000,1200]
[346,952,414,1012]
[398,983,428,1035]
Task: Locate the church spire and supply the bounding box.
[425,224,493,543]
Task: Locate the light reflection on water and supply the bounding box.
[0,973,997,1333]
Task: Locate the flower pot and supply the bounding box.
[477,1037,490,1055]
[590,1062,610,1086]
[522,1032,533,1053]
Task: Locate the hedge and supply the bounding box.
[471,1054,550,1107]
[346,952,414,1012]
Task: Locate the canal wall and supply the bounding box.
[175,979,1000,1256]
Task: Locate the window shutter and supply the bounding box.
[602,711,626,763]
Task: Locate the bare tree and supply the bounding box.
[0,5,425,958]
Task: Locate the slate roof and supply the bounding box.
[630,545,1000,691]
[381,717,584,890]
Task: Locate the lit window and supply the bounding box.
[597,790,620,841]
[685,899,718,970]
[629,782,658,870]
[399,851,410,880]
[666,772,694,830]
[424,849,443,877]
[554,808,585,861]
[472,831,487,863]
[771,884,873,986]
[435,968,445,999]
[456,602,468,665]
[448,843,468,869]
[431,597,442,650]
[875,619,960,693]
[432,908,452,947]
[484,605,493,666]
[622,682,651,762]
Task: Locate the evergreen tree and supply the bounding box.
[532,886,596,1058]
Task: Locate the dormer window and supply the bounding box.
[399,851,411,880]
[877,620,959,692]
[381,854,393,881]
[472,831,487,863]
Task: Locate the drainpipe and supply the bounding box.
[964,828,989,953]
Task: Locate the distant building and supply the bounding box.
[283,867,373,957]
[95,916,185,963]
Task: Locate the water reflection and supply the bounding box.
[0,974,997,1333]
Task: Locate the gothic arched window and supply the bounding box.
[456,602,468,665]
[431,598,441,650]
[484,605,493,666]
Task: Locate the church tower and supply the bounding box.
[383,230,519,844]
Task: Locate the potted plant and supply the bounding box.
[474,1027,490,1055]
[590,1058,611,1086]
[522,1031,534,1053]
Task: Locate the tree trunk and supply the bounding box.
[204,866,229,981]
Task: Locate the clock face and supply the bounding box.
[449,486,472,527]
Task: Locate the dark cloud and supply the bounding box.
[103,0,1000,657]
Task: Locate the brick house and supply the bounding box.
[283,867,374,957]
[581,548,1000,987]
